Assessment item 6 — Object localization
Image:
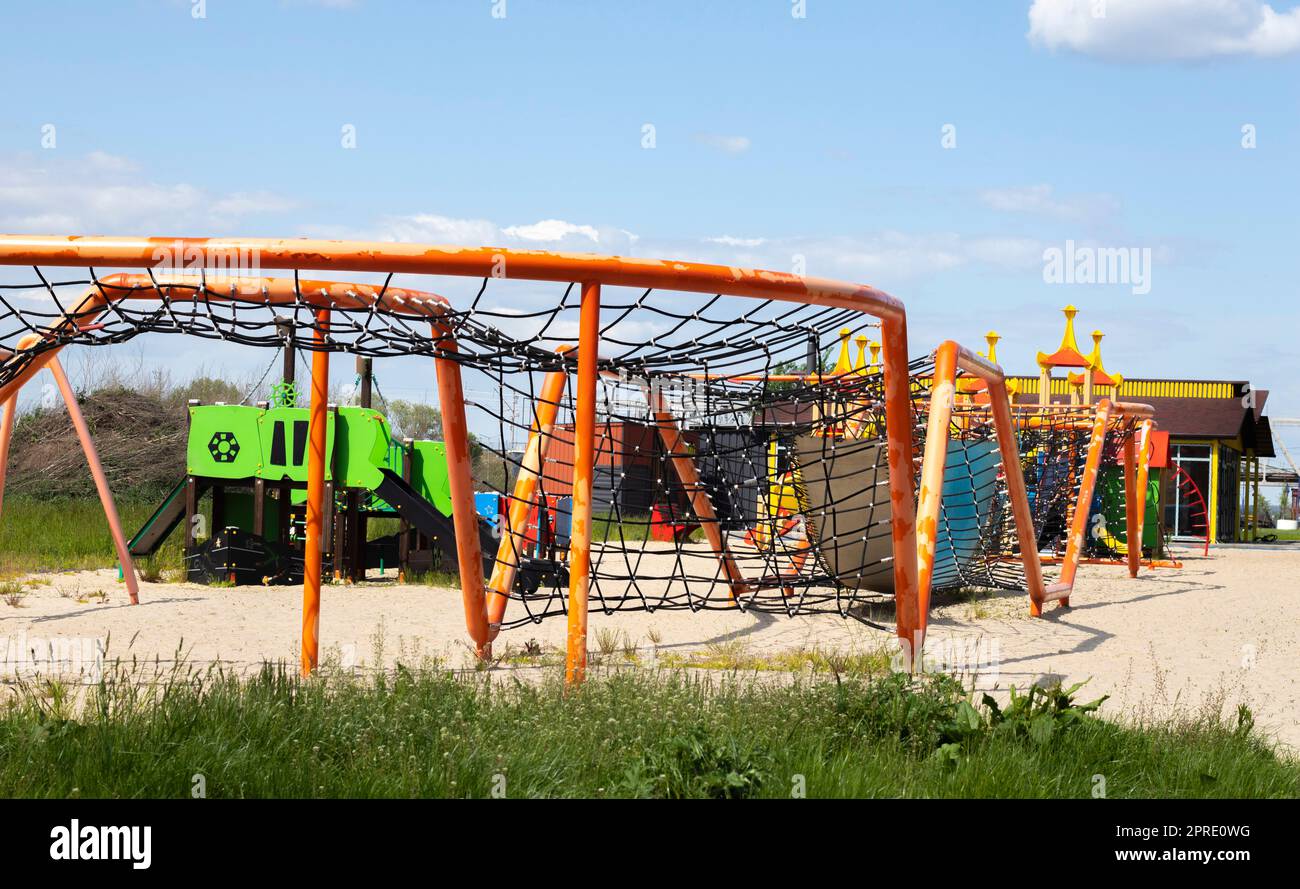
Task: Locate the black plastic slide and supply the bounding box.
[374,468,496,576]
[128,477,210,557]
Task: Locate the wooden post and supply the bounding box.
[398,439,411,580]
[347,356,373,582]
[645,384,748,599]
[253,477,265,537]
[327,478,340,580]
[185,477,198,550]
[278,317,297,390]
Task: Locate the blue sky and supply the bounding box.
[1,0,1298,453]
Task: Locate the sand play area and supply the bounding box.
[2,547,1297,752]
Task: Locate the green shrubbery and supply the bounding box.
[0,663,1294,799]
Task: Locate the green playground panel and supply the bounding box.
[186,404,451,518]
[1096,466,1161,548]
[334,406,392,490]
[410,440,453,517]
[257,405,337,483]
[187,404,265,480]
[187,404,338,482]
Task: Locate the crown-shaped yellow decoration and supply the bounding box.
[831,328,852,375]
[1036,305,1090,369]
[983,330,1000,364]
[1068,329,1124,388]
[853,335,869,372]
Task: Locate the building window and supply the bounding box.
[1165,443,1212,540]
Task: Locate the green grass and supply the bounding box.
[1,665,1294,798]
[0,495,190,578]
[658,640,893,674]
[0,497,698,581]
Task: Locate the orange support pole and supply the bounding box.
[564,282,600,687]
[880,317,920,666]
[986,377,1049,615]
[1123,431,1141,579]
[1133,417,1154,573]
[1056,399,1113,605]
[433,331,491,658]
[0,395,15,521]
[301,310,330,676]
[485,364,569,640]
[915,342,957,628]
[645,384,749,599]
[47,357,140,604]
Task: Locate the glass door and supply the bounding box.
[1164,443,1211,539]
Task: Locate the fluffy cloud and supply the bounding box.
[370,213,637,254]
[1028,0,1300,61]
[706,235,768,247]
[0,152,298,233]
[502,219,600,243]
[978,185,1121,223]
[655,231,1046,283]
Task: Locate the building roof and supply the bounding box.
[1132,396,1252,438]
[1009,377,1273,455]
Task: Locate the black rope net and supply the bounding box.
[0,266,1138,627]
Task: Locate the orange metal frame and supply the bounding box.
[485,363,569,641]
[301,309,330,674]
[0,236,920,683]
[0,346,139,603]
[914,343,1046,651]
[1019,399,1155,613]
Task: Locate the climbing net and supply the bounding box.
[1011,405,1148,558]
[0,257,1075,630]
[0,266,910,617]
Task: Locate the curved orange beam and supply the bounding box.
[0,273,451,407]
[0,236,906,323]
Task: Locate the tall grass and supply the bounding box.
[0,665,1294,798]
[0,495,191,578]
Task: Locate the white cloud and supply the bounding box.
[369,213,637,254]
[502,219,600,243]
[693,133,752,155]
[210,191,300,219]
[1028,0,1300,61]
[978,184,1121,223]
[707,235,767,247]
[653,230,1046,283]
[0,152,298,233]
[371,212,501,245]
[84,151,138,173]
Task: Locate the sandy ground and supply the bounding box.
[2,547,1297,752]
